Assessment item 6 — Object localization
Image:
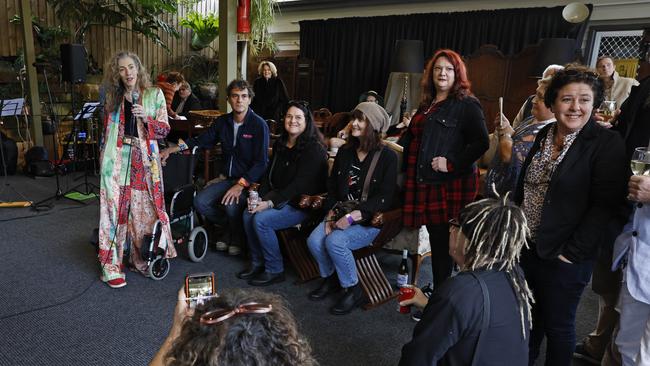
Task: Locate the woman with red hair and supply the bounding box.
[400,49,489,291]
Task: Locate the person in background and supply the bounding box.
[150,288,317,366]
[358,90,385,106]
[513,66,629,365]
[485,74,557,196]
[306,102,397,315]
[400,49,489,291]
[97,51,174,289]
[160,79,269,257]
[157,71,185,119]
[239,101,328,286]
[592,75,650,366]
[170,81,200,118]
[596,55,639,110]
[479,65,564,170]
[399,193,533,365]
[511,65,565,128]
[250,61,289,123]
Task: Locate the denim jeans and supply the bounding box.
[521,248,594,366]
[306,221,380,288]
[194,180,247,245]
[242,204,308,274]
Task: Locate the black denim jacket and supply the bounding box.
[401,96,489,184]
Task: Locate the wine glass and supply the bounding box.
[631,147,650,176]
[597,100,617,124]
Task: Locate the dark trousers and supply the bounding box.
[426,224,453,290]
[521,249,594,366]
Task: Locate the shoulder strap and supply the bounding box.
[469,272,490,366]
[361,146,383,202]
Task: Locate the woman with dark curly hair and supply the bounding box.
[400,49,489,290]
[239,100,329,286]
[150,288,317,366]
[513,65,629,365]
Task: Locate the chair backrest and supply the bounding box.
[314,108,332,121]
[324,112,351,137]
[162,148,197,193]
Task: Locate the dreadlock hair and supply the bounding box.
[456,189,534,338]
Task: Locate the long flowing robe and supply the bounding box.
[97,87,175,281]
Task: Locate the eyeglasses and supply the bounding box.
[448,218,460,228]
[289,100,310,109]
[199,302,273,325]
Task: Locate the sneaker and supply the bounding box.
[106,277,127,289]
[411,310,423,322]
[573,343,600,365]
[421,283,434,298]
[228,245,242,256]
[215,241,228,251]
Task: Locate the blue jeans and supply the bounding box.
[521,249,594,366]
[194,179,247,238]
[242,204,308,274]
[306,221,380,288]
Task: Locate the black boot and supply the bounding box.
[308,273,342,301]
[248,271,285,286]
[330,283,365,315]
[237,265,264,280]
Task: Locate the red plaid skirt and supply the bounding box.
[402,112,479,227]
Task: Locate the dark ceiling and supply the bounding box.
[278,0,438,12]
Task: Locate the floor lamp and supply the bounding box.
[391,40,424,124]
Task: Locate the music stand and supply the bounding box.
[67,102,101,198]
[0,98,34,207]
[1,98,24,118]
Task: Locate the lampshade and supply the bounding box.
[531,38,577,77]
[391,40,424,73]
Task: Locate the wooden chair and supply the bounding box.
[277,193,403,308]
[323,112,350,138]
[276,195,326,283]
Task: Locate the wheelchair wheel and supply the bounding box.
[188,227,208,262]
[148,255,170,280]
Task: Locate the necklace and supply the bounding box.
[424,100,443,115]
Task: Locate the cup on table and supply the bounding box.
[398,284,415,314]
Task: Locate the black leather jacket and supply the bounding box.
[401,96,489,184]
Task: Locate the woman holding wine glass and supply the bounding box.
[513,65,630,365]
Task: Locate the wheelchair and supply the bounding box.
[142,146,208,280]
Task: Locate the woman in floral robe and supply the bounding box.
[97,51,174,288]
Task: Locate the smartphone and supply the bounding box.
[185,272,216,308]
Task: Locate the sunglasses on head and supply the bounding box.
[289,100,310,109]
[200,302,273,325]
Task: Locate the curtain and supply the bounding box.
[299,5,592,113]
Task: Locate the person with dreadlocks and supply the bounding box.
[398,192,533,366]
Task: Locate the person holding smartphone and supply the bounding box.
[150,287,316,366]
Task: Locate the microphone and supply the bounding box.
[131,90,140,105]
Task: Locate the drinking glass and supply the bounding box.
[631,147,650,176]
[598,100,617,123]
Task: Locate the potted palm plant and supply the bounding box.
[180,11,220,51]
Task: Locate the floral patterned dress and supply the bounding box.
[97,87,175,282]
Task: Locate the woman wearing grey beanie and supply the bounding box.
[306,102,398,315]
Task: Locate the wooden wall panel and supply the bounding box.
[465,44,539,132]
[1,0,219,74]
